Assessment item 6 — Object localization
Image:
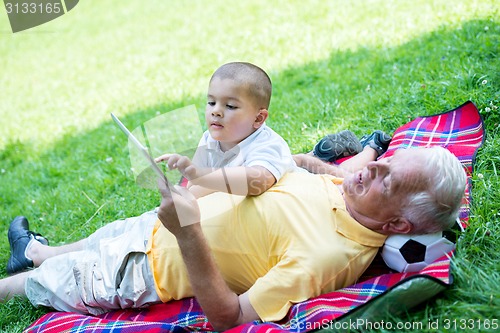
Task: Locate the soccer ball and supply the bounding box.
[381,220,463,273]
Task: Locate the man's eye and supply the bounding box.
[383,175,391,193]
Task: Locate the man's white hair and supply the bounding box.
[402,146,467,233]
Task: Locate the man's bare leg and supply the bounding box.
[0,271,31,302]
[27,239,87,267]
[1,238,88,303]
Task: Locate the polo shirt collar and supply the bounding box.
[330,179,387,247]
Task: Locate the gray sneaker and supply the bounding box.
[359,130,392,157]
[313,130,362,162]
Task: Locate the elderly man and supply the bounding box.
[1,146,465,331]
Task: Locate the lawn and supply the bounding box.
[1,0,499,332]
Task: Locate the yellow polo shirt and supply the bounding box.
[146,172,387,322]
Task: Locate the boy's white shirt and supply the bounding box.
[192,123,298,182]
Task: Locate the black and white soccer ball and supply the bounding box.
[381,219,464,273]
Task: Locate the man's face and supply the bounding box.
[342,149,430,233]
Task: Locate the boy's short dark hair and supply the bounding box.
[210,62,272,109]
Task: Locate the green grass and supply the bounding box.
[1,0,499,331]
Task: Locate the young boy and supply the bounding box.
[156,62,297,197]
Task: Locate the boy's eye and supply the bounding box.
[226,104,237,110]
[207,101,215,106]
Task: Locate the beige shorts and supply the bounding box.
[25,210,162,315]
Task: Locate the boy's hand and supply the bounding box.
[155,154,198,180]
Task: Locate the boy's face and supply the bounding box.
[206,77,267,151]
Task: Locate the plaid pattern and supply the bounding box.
[24,101,484,333]
[383,100,484,228]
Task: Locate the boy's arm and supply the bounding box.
[156,153,275,196]
[187,184,217,198]
[189,166,275,196]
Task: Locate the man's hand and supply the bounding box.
[157,178,200,234]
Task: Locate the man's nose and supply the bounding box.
[367,163,378,179]
[367,161,387,179]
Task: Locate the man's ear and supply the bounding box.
[253,109,268,129]
[383,217,413,235]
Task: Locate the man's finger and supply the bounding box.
[157,177,172,197]
[173,185,193,197]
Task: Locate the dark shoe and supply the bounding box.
[6,216,48,275]
[313,130,362,162]
[359,130,392,157]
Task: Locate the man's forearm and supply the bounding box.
[155,183,258,329]
[294,154,348,177]
[175,225,257,330]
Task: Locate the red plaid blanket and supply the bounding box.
[25,101,484,333]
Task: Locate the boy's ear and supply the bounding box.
[253,109,268,128]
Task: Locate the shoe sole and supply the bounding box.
[314,130,362,162]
